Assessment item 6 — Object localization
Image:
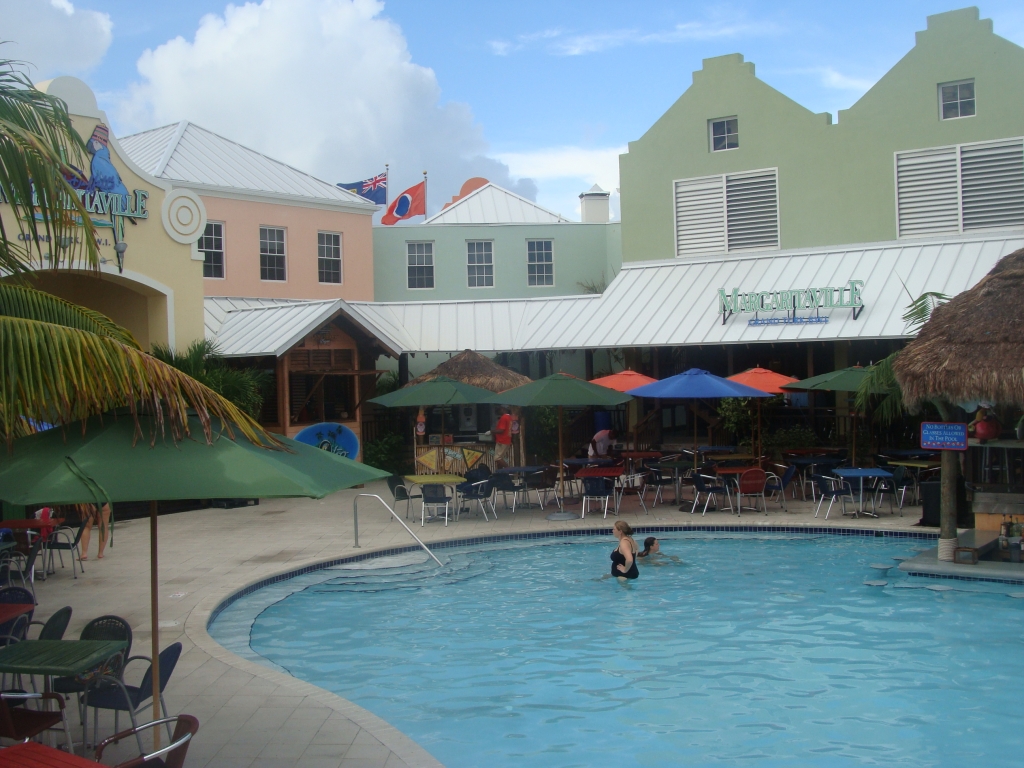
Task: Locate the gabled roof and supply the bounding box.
[422,182,569,225]
[205,296,407,358]
[120,121,376,213]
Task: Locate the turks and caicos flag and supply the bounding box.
[337,171,388,205]
[380,181,426,225]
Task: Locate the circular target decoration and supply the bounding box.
[161,188,207,244]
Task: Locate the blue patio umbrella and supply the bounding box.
[627,368,773,465]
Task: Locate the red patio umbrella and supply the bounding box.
[590,370,658,392]
[727,368,799,458]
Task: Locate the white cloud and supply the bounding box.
[115,0,534,217]
[491,18,781,57]
[816,67,876,92]
[496,145,625,220]
[1,0,112,77]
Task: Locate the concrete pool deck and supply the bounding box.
[30,479,936,767]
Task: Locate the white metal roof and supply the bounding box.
[422,182,569,225]
[207,233,1023,356]
[120,122,376,213]
[205,296,407,358]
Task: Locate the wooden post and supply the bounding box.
[935,401,959,560]
[149,500,161,747]
[398,353,409,386]
[558,406,565,498]
[275,354,289,435]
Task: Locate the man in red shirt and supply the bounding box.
[494,407,513,466]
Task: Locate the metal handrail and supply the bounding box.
[352,494,443,567]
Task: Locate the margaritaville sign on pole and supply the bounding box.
[718,280,865,326]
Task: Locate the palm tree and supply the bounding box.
[0,59,271,448]
[151,340,270,419]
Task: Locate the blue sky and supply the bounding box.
[8,1,1024,219]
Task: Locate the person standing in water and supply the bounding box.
[610,520,639,580]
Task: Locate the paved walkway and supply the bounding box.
[28,479,930,766]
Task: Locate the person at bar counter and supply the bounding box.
[494,406,513,466]
[588,428,618,458]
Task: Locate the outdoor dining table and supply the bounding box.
[403,474,466,521]
[493,465,548,508]
[0,639,128,681]
[0,741,98,767]
[708,453,756,463]
[786,456,844,500]
[619,451,661,474]
[575,465,627,512]
[0,602,35,627]
[833,467,892,518]
[562,457,616,467]
[882,448,938,459]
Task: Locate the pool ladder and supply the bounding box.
[352,494,444,567]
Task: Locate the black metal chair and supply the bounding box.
[581,477,614,518]
[491,472,528,513]
[0,539,43,599]
[46,519,88,578]
[873,465,911,515]
[54,614,133,732]
[386,475,421,519]
[458,478,496,521]
[812,474,853,519]
[691,473,729,515]
[29,606,72,640]
[96,714,200,768]
[764,465,798,510]
[420,484,453,526]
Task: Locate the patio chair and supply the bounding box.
[617,472,649,515]
[387,476,421,520]
[29,606,72,640]
[0,586,36,643]
[873,465,910,515]
[643,466,674,507]
[96,714,200,768]
[420,484,453,526]
[735,468,768,517]
[581,477,614,519]
[53,614,133,729]
[0,538,44,599]
[764,465,798,511]
[83,642,183,753]
[491,472,529,514]
[691,473,729,516]
[0,691,73,749]
[46,519,88,578]
[812,474,853,519]
[457,478,496,521]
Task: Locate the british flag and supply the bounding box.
[338,170,387,205]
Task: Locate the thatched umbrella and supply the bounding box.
[408,350,532,463]
[894,248,1024,558]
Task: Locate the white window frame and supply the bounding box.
[893,135,1024,238]
[259,226,287,282]
[317,231,343,284]
[466,240,494,288]
[526,239,555,287]
[709,116,739,152]
[199,221,225,279]
[938,79,976,121]
[406,241,435,290]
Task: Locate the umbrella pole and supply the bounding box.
[149,500,161,747]
[757,400,762,462]
[558,406,564,499]
[693,406,698,469]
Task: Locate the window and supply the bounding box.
[318,232,342,284]
[407,242,434,289]
[673,168,779,258]
[259,226,286,281]
[895,137,1024,237]
[940,80,975,120]
[198,221,224,278]
[527,240,554,286]
[467,241,493,287]
[710,118,739,152]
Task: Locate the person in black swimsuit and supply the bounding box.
[610,520,639,580]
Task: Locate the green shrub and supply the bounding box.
[363,433,409,475]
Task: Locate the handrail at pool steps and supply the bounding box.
[352,494,444,567]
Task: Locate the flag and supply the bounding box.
[337,171,387,205]
[381,181,426,225]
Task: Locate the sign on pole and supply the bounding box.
[920,422,968,451]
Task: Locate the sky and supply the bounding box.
[4,0,1024,221]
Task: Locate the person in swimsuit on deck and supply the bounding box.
[610,520,639,580]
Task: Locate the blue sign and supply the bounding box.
[293,422,361,459]
[920,422,968,451]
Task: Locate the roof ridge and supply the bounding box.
[423,182,568,224]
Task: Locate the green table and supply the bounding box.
[0,639,127,677]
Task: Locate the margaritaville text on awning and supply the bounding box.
[718,280,864,314]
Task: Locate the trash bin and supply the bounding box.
[919,478,970,527]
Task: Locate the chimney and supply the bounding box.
[579,184,610,223]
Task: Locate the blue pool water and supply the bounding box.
[211,534,1024,767]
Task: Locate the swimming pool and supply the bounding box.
[211,533,1024,767]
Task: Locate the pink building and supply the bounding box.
[120,122,378,302]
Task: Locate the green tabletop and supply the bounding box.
[404,474,465,485]
[0,639,127,677]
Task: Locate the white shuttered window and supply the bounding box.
[895,137,1024,237]
[674,168,779,258]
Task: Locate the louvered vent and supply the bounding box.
[726,170,779,251]
[896,147,959,237]
[674,175,725,257]
[960,138,1024,232]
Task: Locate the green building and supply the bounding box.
[620,7,1024,263]
[373,182,620,301]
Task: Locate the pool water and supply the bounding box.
[211,534,1024,767]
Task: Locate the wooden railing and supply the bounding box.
[632,408,662,451]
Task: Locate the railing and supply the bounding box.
[632,408,662,450]
[352,494,443,566]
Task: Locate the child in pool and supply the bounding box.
[636,537,682,565]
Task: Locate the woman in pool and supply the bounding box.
[636,536,681,565]
[610,521,639,580]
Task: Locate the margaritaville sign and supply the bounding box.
[718,280,865,326]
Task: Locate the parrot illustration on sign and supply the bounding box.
[86,124,131,271]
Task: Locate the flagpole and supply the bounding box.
[385,163,389,205]
[423,170,428,219]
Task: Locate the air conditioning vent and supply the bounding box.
[673,168,779,258]
[895,147,959,237]
[960,138,1024,232]
[674,175,725,257]
[726,171,779,251]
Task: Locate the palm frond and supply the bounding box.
[903,291,950,333]
[0,315,277,448]
[0,283,139,348]
[854,352,904,425]
[152,339,270,418]
[0,60,100,275]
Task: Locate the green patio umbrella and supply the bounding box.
[368,376,495,407]
[0,412,387,734]
[482,373,632,518]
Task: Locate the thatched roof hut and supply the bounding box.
[894,248,1024,408]
[407,349,531,393]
